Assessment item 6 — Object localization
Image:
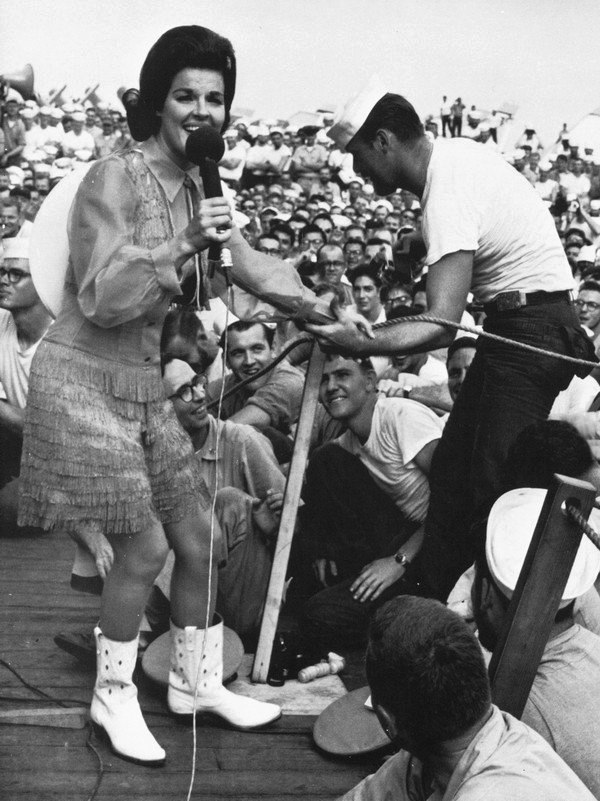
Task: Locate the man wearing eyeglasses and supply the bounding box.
[316,243,353,305]
[150,358,286,643]
[575,281,600,356]
[0,237,51,532]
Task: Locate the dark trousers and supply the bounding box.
[441,115,452,137]
[294,443,417,652]
[416,300,594,601]
[451,116,462,137]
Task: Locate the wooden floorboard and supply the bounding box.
[0,529,381,800]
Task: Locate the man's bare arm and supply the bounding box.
[0,400,24,435]
[306,250,474,356]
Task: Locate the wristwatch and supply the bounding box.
[394,550,410,567]
[402,386,412,399]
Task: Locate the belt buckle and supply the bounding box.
[495,291,523,312]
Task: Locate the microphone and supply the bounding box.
[185,126,226,264]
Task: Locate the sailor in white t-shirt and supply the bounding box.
[0,238,51,527]
[310,84,596,600]
[298,354,442,651]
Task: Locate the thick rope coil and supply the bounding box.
[566,504,600,551]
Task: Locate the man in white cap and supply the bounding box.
[308,79,595,602]
[218,128,246,188]
[0,237,52,532]
[534,159,559,203]
[61,111,95,159]
[472,487,600,797]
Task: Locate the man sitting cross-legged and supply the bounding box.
[294,354,443,652]
[150,358,287,646]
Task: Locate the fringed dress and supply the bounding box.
[18,140,204,536]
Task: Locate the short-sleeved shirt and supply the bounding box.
[0,310,45,408]
[421,138,574,303]
[336,397,443,522]
[209,360,305,434]
[522,625,600,798]
[339,705,595,801]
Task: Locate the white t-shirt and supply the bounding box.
[61,129,95,157]
[336,397,443,523]
[550,375,600,417]
[0,310,43,408]
[559,172,591,199]
[534,178,558,202]
[421,138,573,303]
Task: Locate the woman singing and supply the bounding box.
[18,26,281,766]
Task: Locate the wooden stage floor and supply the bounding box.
[0,529,383,800]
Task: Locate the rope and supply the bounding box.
[208,312,598,411]
[0,659,104,801]
[566,505,600,551]
[372,314,599,371]
[205,336,313,411]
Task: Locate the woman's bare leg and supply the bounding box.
[165,503,219,628]
[99,515,169,641]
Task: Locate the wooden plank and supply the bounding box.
[0,769,367,795]
[0,706,87,728]
[0,471,378,801]
[252,344,326,683]
[489,474,595,718]
[0,741,358,772]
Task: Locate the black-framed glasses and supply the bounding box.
[575,299,600,312]
[318,260,345,268]
[0,267,30,284]
[169,373,207,403]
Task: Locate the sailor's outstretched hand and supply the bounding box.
[305,298,374,355]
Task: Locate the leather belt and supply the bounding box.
[483,290,572,316]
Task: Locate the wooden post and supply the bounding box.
[252,343,326,682]
[489,474,595,718]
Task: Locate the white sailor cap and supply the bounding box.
[577,245,597,263]
[331,213,352,229]
[372,198,393,213]
[3,237,30,261]
[163,359,196,397]
[486,488,600,607]
[328,74,389,149]
[6,166,25,186]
